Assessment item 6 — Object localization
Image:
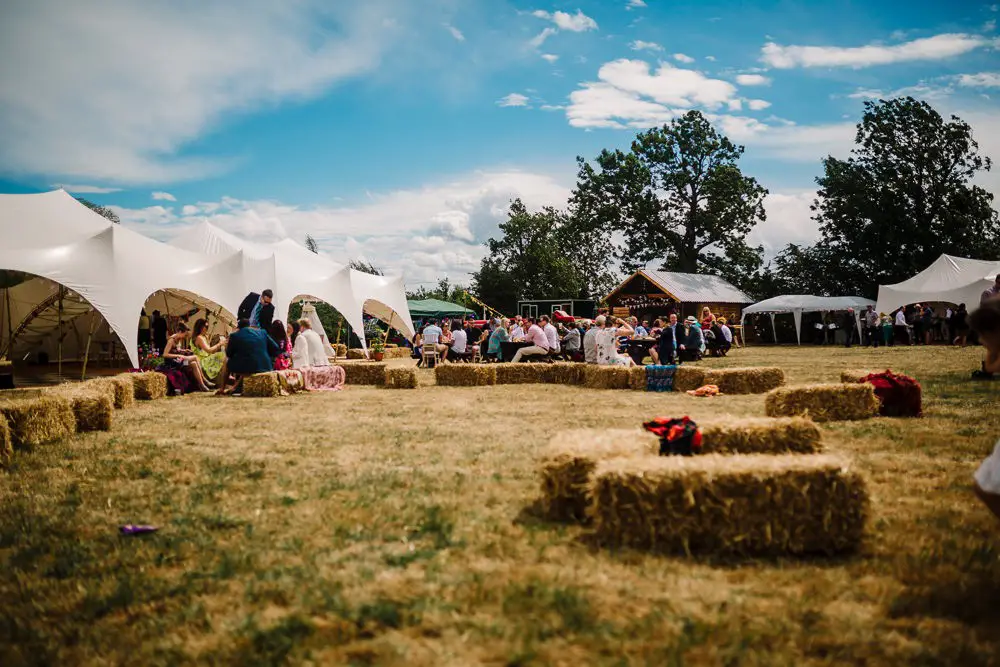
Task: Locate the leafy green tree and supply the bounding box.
[572,110,767,288]
[750,244,838,299]
[470,199,586,314]
[304,234,319,253]
[811,97,999,297]
[348,259,383,276]
[76,197,120,224]
[406,278,471,305]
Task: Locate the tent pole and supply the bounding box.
[57,286,64,379]
[81,310,98,380]
[769,313,777,344]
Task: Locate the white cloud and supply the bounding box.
[532,9,598,32]
[985,20,997,32]
[498,93,530,107]
[673,53,695,63]
[741,122,857,161]
[846,88,884,99]
[51,183,122,194]
[762,33,995,69]
[0,1,410,184]
[566,59,740,128]
[747,99,771,110]
[736,73,771,86]
[151,191,176,201]
[959,72,1000,87]
[444,23,465,41]
[747,190,822,257]
[114,170,572,284]
[626,0,647,8]
[541,53,559,63]
[705,55,717,61]
[529,27,557,48]
[630,40,663,52]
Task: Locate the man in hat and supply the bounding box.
[678,316,704,362]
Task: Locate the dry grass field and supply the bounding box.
[1,345,999,666]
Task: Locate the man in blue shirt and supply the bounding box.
[215,319,280,395]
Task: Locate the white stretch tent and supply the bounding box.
[0,190,414,368]
[876,254,1000,315]
[741,295,875,344]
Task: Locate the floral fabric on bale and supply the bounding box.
[301,365,345,391]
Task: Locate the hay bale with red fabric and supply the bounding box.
[851,370,922,417]
[589,454,868,556]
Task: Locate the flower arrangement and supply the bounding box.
[138,343,164,371]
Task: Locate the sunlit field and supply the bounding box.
[1,345,999,666]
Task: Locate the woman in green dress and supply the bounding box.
[191,318,226,383]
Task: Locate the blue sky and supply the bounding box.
[1,0,998,286]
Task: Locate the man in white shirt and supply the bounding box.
[448,321,468,361]
[541,315,560,356]
[510,317,525,341]
[894,308,909,346]
[632,317,648,337]
[421,319,449,360]
[512,317,550,362]
[296,319,331,366]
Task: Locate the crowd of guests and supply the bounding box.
[146,291,344,395]
[411,306,733,367]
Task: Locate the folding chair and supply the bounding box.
[421,343,439,368]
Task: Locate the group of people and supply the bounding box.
[412,306,732,367]
[149,290,344,395]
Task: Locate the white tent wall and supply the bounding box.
[741,295,875,345]
[876,254,1000,314]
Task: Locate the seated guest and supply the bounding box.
[678,316,704,362]
[541,315,561,358]
[510,318,525,341]
[583,317,601,364]
[191,318,226,384]
[439,321,454,359]
[216,319,281,395]
[162,323,213,392]
[631,317,648,337]
[270,320,293,370]
[448,319,469,361]
[650,313,678,365]
[649,319,663,339]
[411,331,423,363]
[562,322,582,361]
[291,319,344,391]
[701,306,716,331]
[511,317,550,363]
[419,319,444,366]
[487,318,509,361]
[597,317,636,367]
[717,318,733,355]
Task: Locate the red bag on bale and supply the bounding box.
[860,370,922,417]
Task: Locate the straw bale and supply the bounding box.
[628,366,648,391]
[544,362,585,385]
[495,363,550,385]
[340,362,387,385]
[81,378,117,406]
[334,343,347,358]
[0,388,44,400]
[582,365,633,390]
[840,369,876,384]
[673,366,706,393]
[435,364,496,387]
[589,454,868,556]
[346,348,367,360]
[0,395,76,447]
[108,374,137,409]
[385,367,418,389]
[131,372,167,400]
[383,347,413,360]
[539,429,658,522]
[701,417,822,454]
[765,383,879,422]
[47,385,113,432]
[702,367,785,394]
[0,417,11,467]
[243,372,281,398]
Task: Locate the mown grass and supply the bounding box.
[1,345,999,666]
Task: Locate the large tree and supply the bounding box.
[812,96,999,297]
[572,110,768,287]
[471,199,587,314]
[76,197,120,224]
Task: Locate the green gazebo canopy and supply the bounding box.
[407,298,475,320]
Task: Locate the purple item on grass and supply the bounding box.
[119,524,159,535]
